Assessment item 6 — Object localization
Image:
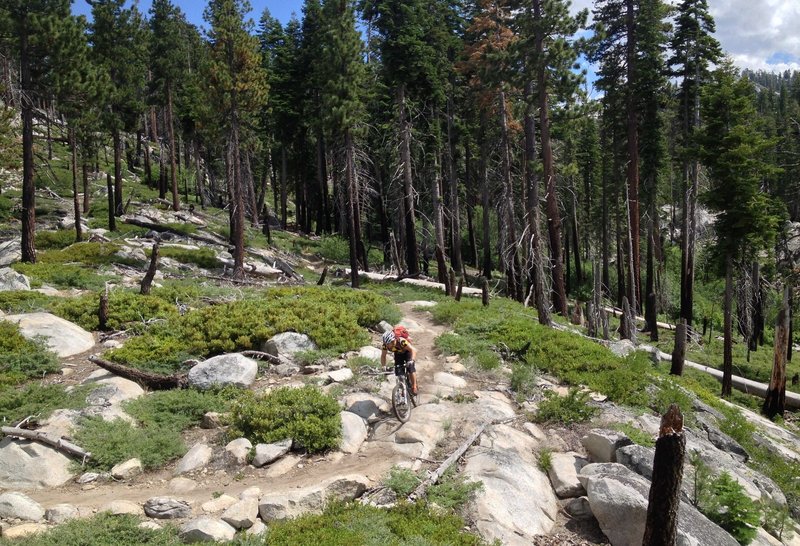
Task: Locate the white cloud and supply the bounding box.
[568,0,800,74]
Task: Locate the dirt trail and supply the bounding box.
[23,302,455,512]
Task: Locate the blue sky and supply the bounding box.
[73,0,304,29]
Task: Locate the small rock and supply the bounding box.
[326,368,354,383]
[174,443,213,475]
[563,496,593,520]
[60,367,75,377]
[144,497,192,519]
[188,354,258,390]
[263,454,301,478]
[111,458,143,480]
[0,492,45,522]
[358,346,383,361]
[581,429,634,463]
[102,500,142,516]
[225,438,253,465]
[1,523,48,539]
[377,321,393,333]
[239,487,261,500]
[139,521,163,531]
[252,439,292,468]
[201,412,224,429]
[273,363,301,376]
[262,332,318,357]
[221,498,259,529]
[180,517,236,542]
[246,519,267,536]
[433,372,467,389]
[45,503,79,524]
[77,472,101,484]
[340,411,368,454]
[547,452,588,498]
[0,267,31,291]
[201,495,237,514]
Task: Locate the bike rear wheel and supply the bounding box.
[392,381,412,422]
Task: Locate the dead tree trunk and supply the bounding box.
[722,255,733,397]
[88,355,187,390]
[140,242,160,295]
[106,173,116,232]
[70,128,82,243]
[98,291,109,332]
[763,285,790,418]
[642,404,685,546]
[671,319,686,376]
[482,279,490,307]
[620,296,637,342]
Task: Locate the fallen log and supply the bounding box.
[1,427,91,462]
[88,355,187,390]
[409,422,487,501]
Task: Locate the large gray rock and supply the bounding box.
[433,372,467,389]
[188,353,257,390]
[174,443,213,475]
[343,393,389,421]
[0,492,45,521]
[609,339,636,357]
[180,517,236,542]
[258,475,370,521]
[325,368,354,383]
[0,240,21,266]
[221,498,259,529]
[2,312,94,357]
[358,346,383,361]
[83,370,145,405]
[252,439,292,468]
[225,438,252,465]
[584,463,738,546]
[144,497,192,519]
[201,495,237,514]
[340,411,368,454]
[102,500,142,516]
[463,424,557,545]
[581,429,634,463]
[547,452,588,498]
[0,267,30,291]
[616,444,655,480]
[0,437,74,489]
[111,458,143,480]
[1,523,48,539]
[263,332,317,357]
[695,412,749,462]
[45,504,79,524]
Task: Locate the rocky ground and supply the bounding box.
[1,210,800,544]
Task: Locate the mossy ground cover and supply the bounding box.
[106,286,398,374]
[0,321,60,387]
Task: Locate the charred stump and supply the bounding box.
[670,319,686,376]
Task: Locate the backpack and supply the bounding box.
[393,325,411,343]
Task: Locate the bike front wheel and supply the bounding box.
[392,381,412,423]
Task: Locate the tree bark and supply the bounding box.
[671,319,686,376]
[20,21,36,264]
[88,355,187,390]
[625,0,641,313]
[749,262,763,352]
[345,130,360,289]
[446,96,463,276]
[99,291,109,332]
[112,128,123,216]
[498,90,522,301]
[479,114,492,279]
[763,285,790,418]
[106,173,116,231]
[167,84,179,211]
[69,128,83,243]
[280,146,288,228]
[140,242,159,295]
[642,404,685,546]
[399,85,419,274]
[82,159,90,213]
[722,255,733,397]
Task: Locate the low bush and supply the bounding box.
[229,386,341,453]
[124,387,236,431]
[54,290,178,332]
[74,418,186,471]
[4,513,182,546]
[152,246,219,269]
[0,383,89,424]
[698,471,760,544]
[427,469,484,510]
[0,291,57,313]
[261,501,485,545]
[37,242,138,266]
[12,262,114,290]
[534,388,598,425]
[107,287,397,374]
[537,448,553,472]
[384,466,422,497]
[317,235,350,263]
[0,321,60,386]
[36,229,79,250]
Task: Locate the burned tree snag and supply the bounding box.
[106,173,116,232]
[763,285,790,419]
[98,291,109,332]
[642,404,686,546]
[671,319,687,376]
[140,242,160,295]
[482,279,489,307]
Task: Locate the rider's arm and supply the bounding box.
[407,342,417,361]
[381,347,388,368]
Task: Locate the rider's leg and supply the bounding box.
[409,372,418,394]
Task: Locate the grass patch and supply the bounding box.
[74,418,186,471]
[611,422,656,447]
[124,387,236,431]
[261,501,485,545]
[107,286,397,374]
[229,386,341,453]
[427,469,483,510]
[0,513,182,546]
[11,262,115,290]
[533,388,598,425]
[0,321,60,386]
[0,291,57,314]
[0,383,89,424]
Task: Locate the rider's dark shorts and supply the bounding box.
[394,351,415,373]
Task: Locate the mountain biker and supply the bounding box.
[381,328,418,395]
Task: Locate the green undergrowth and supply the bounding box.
[383,467,483,511]
[124,387,236,431]
[53,289,179,332]
[149,246,219,269]
[107,286,398,374]
[0,291,57,314]
[0,383,90,424]
[229,386,341,453]
[0,513,182,546]
[35,229,80,250]
[360,278,448,304]
[533,388,598,425]
[259,501,486,546]
[0,321,60,386]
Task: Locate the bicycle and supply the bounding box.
[391,361,418,423]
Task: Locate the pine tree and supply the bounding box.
[88,0,147,218]
[698,61,782,397]
[204,0,268,279]
[668,0,721,327]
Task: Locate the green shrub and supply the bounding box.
[0,384,89,424]
[0,321,60,385]
[384,466,422,497]
[762,501,795,542]
[229,386,341,453]
[11,262,114,290]
[427,469,484,510]
[54,290,178,332]
[152,246,219,269]
[698,471,760,544]
[38,242,138,266]
[261,501,485,545]
[3,513,182,546]
[0,291,57,313]
[318,235,350,263]
[124,388,236,431]
[74,418,186,471]
[36,229,79,250]
[534,388,598,425]
[537,448,553,472]
[612,422,655,447]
